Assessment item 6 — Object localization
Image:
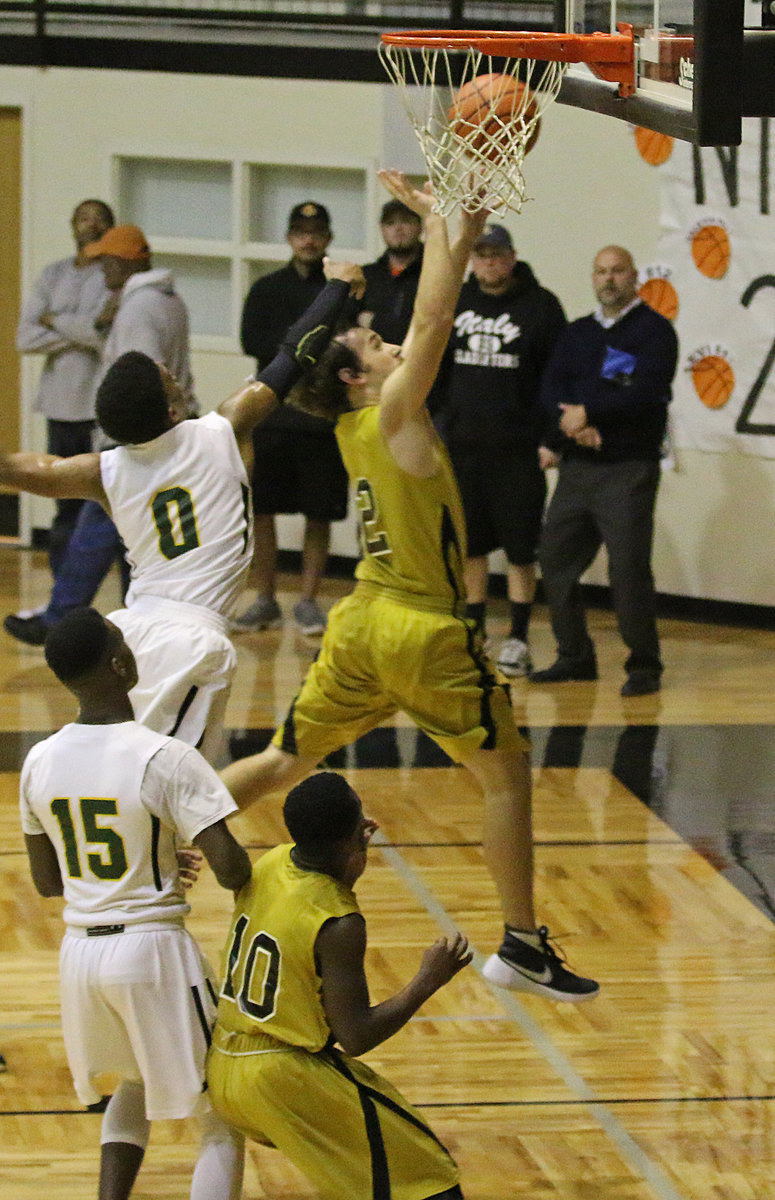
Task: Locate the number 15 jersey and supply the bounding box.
[20,720,237,928]
[100,411,253,619]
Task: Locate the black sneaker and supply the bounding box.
[482,926,599,1002]
[529,657,597,683]
[3,614,49,646]
[621,670,661,696]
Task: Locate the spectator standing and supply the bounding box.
[207,771,470,1200]
[530,245,678,697]
[20,607,250,1200]
[235,202,348,636]
[354,198,424,342]
[14,199,114,578]
[435,223,566,676]
[4,224,195,648]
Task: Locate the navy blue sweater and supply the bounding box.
[539,302,679,462]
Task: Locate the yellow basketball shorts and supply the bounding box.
[207,1030,459,1200]
[273,586,528,763]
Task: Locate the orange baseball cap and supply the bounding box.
[84,224,151,261]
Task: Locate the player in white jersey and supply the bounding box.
[20,606,252,1200]
[0,263,364,762]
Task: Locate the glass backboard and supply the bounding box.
[556,1,773,146]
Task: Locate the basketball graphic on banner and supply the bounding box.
[690,222,731,279]
[639,277,679,321]
[633,126,674,166]
[690,353,735,409]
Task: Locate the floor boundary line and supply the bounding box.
[373,830,689,1200]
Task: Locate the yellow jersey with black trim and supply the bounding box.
[214,844,360,1052]
[335,405,467,611]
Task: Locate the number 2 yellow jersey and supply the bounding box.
[335,405,468,612]
[214,845,360,1052]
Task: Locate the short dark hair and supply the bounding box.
[75,199,116,227]
[283,772,362,848]
[44,607,112,683]
[96,351,170,444]
[296,334,361,421]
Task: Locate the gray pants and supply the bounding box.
[538,458,662,674]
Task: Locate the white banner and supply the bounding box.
[634,119,775,457]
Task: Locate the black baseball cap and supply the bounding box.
[380,199,421,224]
[474,223,514,251]
[288,202,331,231]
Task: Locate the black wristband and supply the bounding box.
[256,278,351,402]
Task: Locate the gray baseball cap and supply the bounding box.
[474,223,514,251]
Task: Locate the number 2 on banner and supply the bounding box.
[736,274,775,436]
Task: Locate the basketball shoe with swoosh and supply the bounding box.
[483,926,599,1002]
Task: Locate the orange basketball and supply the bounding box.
[690,355,735,408]
[447,74,540,161]
[691,224,731,279]
[639,277,679,321]
[633,126,674,166]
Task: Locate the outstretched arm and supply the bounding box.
[0,448,106,504]
[378,171,488,435]
[220,262,365,461]
[193,819,252,894]
[318,914,472,1056]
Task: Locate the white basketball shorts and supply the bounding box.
[59,925,217,1120]
[109,598,237,765]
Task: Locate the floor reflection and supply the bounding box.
[228,722,775,922]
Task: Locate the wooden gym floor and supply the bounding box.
[2,544,775,1200]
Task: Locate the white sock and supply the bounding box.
[190,1109,245,1200]
[100,1080,150,1149]
[505,926,541,949]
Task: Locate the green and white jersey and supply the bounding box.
[20,720,237,928]
[100,412,253,619]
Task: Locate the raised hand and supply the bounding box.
[323,258,366,299]
[417,932,473,992]
[377,169,436,219]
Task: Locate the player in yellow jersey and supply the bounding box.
[207,771,470,1200]
[221,171,598,1002]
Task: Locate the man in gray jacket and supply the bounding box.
[5,224,195,647]
[87,224,195,410]
[15,199,115,574]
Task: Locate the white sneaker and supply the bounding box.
[496,637,533,677]
[482,927,599,1002]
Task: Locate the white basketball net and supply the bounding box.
[379,43,567,217]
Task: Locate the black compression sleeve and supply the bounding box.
[256,278,351,401]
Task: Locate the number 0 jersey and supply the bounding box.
[215,844,359,1052]
[335,405,467,612]
[100,411,253,619]
[19,721,237,928]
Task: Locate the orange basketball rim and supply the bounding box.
[381,27,636,96]
[379,25,636,216]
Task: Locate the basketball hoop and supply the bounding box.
[379,27,635,216]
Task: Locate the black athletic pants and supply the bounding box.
[538,457,662,675]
